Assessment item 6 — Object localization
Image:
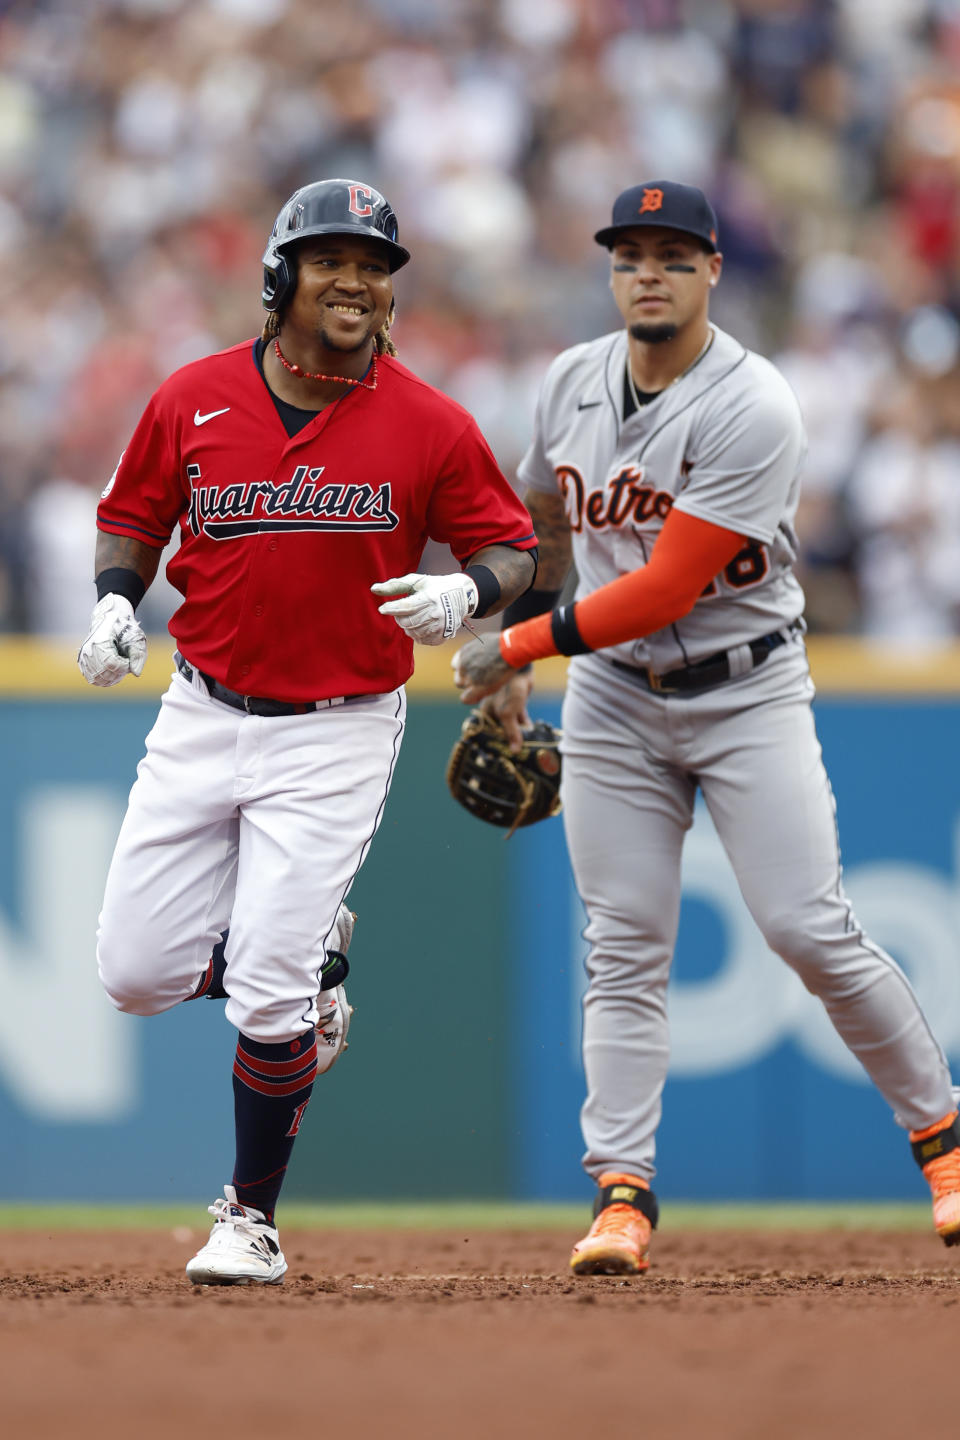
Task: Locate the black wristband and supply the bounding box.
[96,567,146,612]
[464,564,500,619]
[550,603,593,656]
[501,587,561,629]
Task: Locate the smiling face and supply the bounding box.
[282,234,395,355]
[610,226,722,342]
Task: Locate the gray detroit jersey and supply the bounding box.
[518,325,807,672]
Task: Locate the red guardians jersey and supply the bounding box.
[98,340,537,700]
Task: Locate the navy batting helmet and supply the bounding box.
[261,178,410,312]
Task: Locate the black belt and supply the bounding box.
[609,629,791,697]
[175,652,364,716]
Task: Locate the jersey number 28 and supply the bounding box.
[701,540,768,597]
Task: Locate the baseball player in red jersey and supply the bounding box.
[453,180,960,1276]
[79,178,537,1285]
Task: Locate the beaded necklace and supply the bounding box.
[273,338,378,390]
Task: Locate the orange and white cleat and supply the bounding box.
[910,1109,960,1246]
[569,1172,658,1276]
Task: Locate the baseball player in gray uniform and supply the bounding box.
[452,181,960,1275]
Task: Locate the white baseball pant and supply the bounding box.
[98,666,406,1042]
[561,641,954,1183]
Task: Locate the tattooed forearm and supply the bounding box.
[94,533,163,588]
[466,544,537,614]
[524,489,572,590]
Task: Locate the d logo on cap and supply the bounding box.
[594,180,719,253]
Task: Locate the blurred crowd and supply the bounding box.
[2,0,960,641]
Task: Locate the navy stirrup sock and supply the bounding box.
[231,1031,318,1224]
[191,934,228,999]
[192,927,345,1003]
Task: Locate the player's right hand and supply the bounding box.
[479,670,535,753]
[372,571,478,645]
[77,594,148,687]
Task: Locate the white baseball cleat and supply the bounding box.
[315,903,355,1074]
[185,1185,287,1286]
[315,984,352,1073]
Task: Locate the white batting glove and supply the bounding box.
[371,572,479,645]
[77,594,148,687]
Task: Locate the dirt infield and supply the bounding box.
[1,1225,957,1438]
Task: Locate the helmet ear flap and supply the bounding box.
[261,250,295,312]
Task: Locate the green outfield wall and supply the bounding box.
[284,699,515,1200]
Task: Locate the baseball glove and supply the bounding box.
[446,709,562,837]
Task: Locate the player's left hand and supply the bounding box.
[479,669,535,751]
[77,593,148,687]
[452,636,515,703]
[372,571,478,645]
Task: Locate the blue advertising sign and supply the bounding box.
[2,684,959,1203]
[0,701,233,1201]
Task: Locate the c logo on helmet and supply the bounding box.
[349,184,374,218]
[639,188,664,215]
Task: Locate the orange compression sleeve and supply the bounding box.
[498,508,746,668]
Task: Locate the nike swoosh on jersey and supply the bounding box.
[194,407,231,426]
[577,400,602,410]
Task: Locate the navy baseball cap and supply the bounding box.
[594,181,719,253]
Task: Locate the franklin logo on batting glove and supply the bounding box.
[372,571,479,645]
